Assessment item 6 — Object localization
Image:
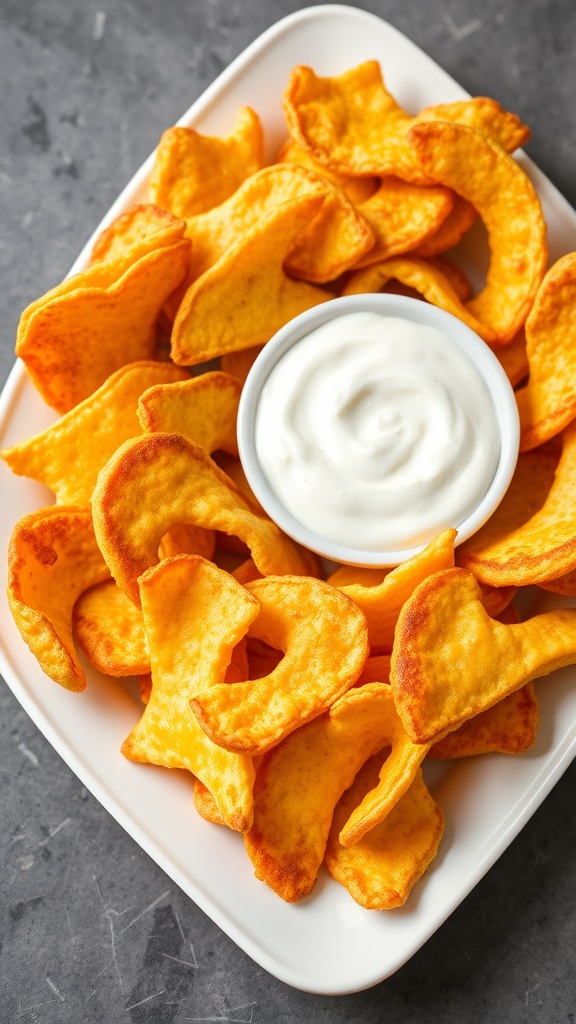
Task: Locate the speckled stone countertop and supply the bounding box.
[1,1,576,1021]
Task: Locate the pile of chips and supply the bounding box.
[4,60,576,911]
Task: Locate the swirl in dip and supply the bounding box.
[254,311,500,552]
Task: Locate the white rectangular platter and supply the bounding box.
[1,4,576,996]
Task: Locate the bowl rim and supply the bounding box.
[237,293,520,567]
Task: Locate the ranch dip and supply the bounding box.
[254,311,500,551]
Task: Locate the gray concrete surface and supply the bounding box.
[1,1,576,1020]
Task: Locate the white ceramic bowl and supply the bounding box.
[237,293,520,566]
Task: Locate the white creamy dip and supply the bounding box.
[254,312,500,551]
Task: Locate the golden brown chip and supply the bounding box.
[412,196,478,258]
[149,107,265,218]
[244,683,428,901]
[408,122,547,343]
[458,429,576,586]
[7,508,110,691]
[90,204,186,265]
[73,579,150,676]
[516,253,576,450]
[327,528,456,650]
[92,433,318,605]
[391,567,576,743]
[1,361,189,505]
[122,555,259,831]
[190,576,369,756]
[284,61,530,184]
[353,178,454,267]
[138,371,241,456]
[429,682,539,758]
[171,196,330,365]
[182,164,374,285]
[325,759,444,909]
[276,138,378,205]
[417,96,530,152]
[283,61,421,180]
[16,238,190,412]
[342,255,497,342]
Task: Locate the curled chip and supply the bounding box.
[1,361,189,505]
[92,433,318,605]
[73,579,150,677]
[413,196,477,258]
[283,61,421,181]
[417,96,530,151]
[122,555,259,832]
[391,567,576,744]
[283,61,530,183]
[516,253,576,450]
[409,90,535,259]
[16,230,190,413]
[342,256,496,342]
[244,683,428,901]
[182,165,374,284]
[138,370,241,456]
[276,138,378,205]
[190,575,368,756]
[90,204,187,265]
[459,429,576,586]
[149,107,264,218]
[353,178,454,267]
[429,682,539,758]
[408,122,547,343]
[328,528,456,650]
[7,508,110,691]
[171,196,330,366]
[325,759,444,909]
